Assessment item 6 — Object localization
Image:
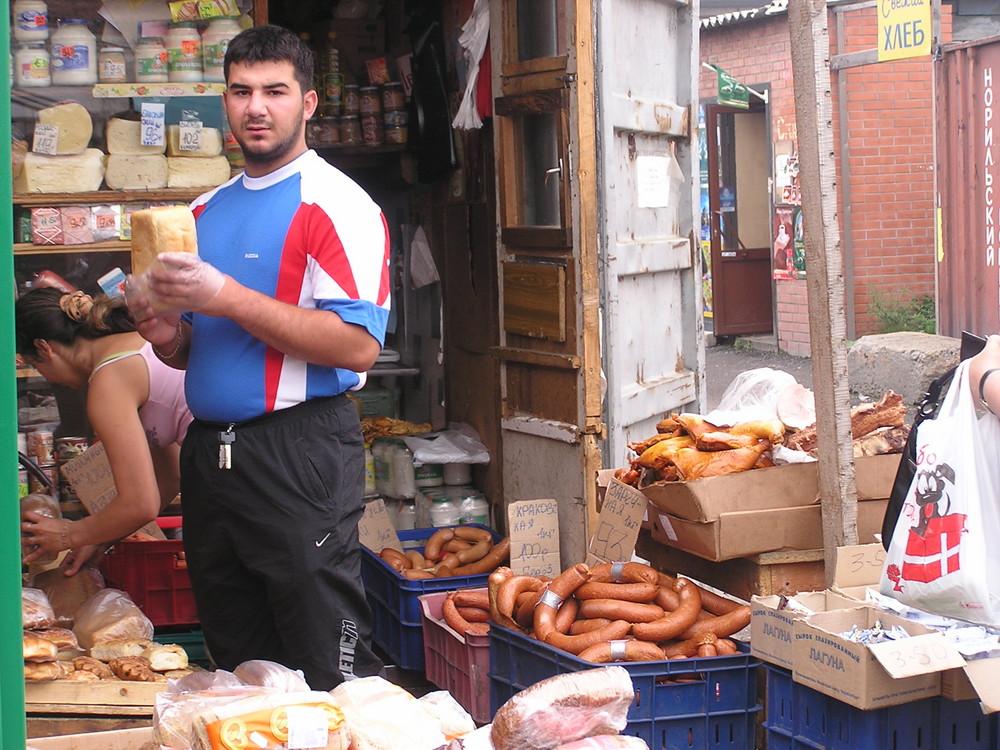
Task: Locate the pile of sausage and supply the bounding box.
[446,561,751,663]
[378,526,511,579]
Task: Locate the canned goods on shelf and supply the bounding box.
[27,430,54,465]
[55,436,88,463]
[343,85,360,116]
[28,463,57,495]
[361,114,384,146]
[340,116,363,145]
[359,86,381,116]
[382,82,405,111]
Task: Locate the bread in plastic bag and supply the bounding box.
[72,587,154,651]
[21,492,62,564]
[233,659,311,692]
[331,675,447,750]
[417,690,476,740]
[490,666,634,750]
[22,587,56,630]
[30,565,105,628]
[703,367,800,427]
[170,668,243,693]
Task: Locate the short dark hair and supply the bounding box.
[223,24,314,94]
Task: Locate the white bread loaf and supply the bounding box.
[130,205,198,276]
[166,155,232,188]
[37,102,93,154]
[166,125,223,157]
[105,154,169,191]
[106,118,167,155]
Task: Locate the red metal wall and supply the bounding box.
[937,37,1000,338]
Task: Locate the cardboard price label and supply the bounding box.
[508,499,560,577]
[358,498,403,554]
[833,543,886,588]
[869,633,965,679]
[586,478,646,565]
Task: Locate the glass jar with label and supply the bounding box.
[135,37,168,83]
[166,21,202,82]
[340,115,363,146]
[13,0,48,43]
[429,496,461,528]
[455,490,490,526]
[98,46,127,83]
[14,42,50,88]
[202,15,240,83]
[50,19,97,85]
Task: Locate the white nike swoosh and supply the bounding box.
[315,533,332,547]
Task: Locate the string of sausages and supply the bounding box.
[439,561,750,663]
[378,526,511,579]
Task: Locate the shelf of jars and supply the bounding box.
[91,82,227,98]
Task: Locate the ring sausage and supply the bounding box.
[455,539,492,565]
[568,617,613,635]
[443,594,490,636]
[488,567,519,630]
[424,528,456,561]
[450,537,510,576]
[589,562,660,586]
[380,548,410,573]
[577,599,664,623]
[443,538,474,553]
[533,564,591,639]
[453,525,494,544]
[657,571,741,616]
[577,639,665,664]
[543,619,632,655]
[714,638,739,655]
[553,596,580,634]
[404,549,428,570]
[457,606,491,623]
[497,575,544,619]
[654,585,712,621]
[574,581,659,603]
[662,632,717,659]
[402,568,435,580]
[677,604,751,641]
[515,587,546,629]
[451,589,489,609]
[632,578,703,642]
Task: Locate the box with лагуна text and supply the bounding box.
[751,590,859,670]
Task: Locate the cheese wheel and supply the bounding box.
[105,154,169,190]
[166,125,223,157]
[166,155,232,189]
[14,149,106,194]
[130,206,198,276]
[105,118,167,155]
[37,102,93,155]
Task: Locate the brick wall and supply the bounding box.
[701,7,951,352]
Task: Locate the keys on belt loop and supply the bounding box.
[218,424,236,469]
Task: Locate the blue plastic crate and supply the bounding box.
[489,623,760,749]
[360,524,499,671]
[763,664,997,750]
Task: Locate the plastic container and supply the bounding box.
[166,21,202,82]
[429,496,460,527]
[490,624,760,748]
[339,115,363,145]
[14,43,50,88]
[383,109,408,144]
[454,490,489,526]
[359,524,500,671]
[390,443,417,500]
[101,540,198,627]
[414,463,443,488]
[443,463,472,486]
[12,0,48,42]
[135,37,168,83]
[394,498,416,530]
[420,588,491,723]
[355,383,395,419]
[201,15,240,82]
[50,19,97,85]
[762,664,994,750]
[97,46,127,83]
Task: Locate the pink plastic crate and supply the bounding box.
[419,588,491,724]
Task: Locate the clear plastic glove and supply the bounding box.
[142,252,226,314]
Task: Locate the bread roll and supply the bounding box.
[142,643,188,672]
[24,661,64,681]
[26,627,80,652]
[72,655,115,680]
[130,205,198,276]
[23,635,59,663]
[89,638,155,662]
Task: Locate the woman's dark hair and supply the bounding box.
[223,24,315,94]
[15,288,135,357]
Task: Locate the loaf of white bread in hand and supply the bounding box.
[130,205,198,276]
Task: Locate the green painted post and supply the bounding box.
[0,7,27,750]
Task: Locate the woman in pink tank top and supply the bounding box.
[16,288,192,575]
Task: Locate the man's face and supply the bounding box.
[223,60,318,175]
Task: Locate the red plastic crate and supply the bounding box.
[419,588,491,724]
[101,540,198,627]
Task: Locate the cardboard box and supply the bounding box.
[792,606,943,709]
[641,453,899,522]
[28,727,156,750]
[649,498,887,562]
[751,590,859,669]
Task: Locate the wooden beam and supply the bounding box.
[787,0,859,584]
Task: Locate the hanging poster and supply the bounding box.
[773,206,794,280]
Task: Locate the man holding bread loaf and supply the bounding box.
[127,25,389,689]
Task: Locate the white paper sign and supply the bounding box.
[637,155,670,208]
[32,124,59,155]
[141,103,166,147]
[869,632,966,679]
[178,120,203,151]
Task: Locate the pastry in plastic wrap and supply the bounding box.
[490,667,635,750]
[72,588,154,651]
[21,493,61,565]
[233,659,311,692]
[30,565,105,628]
[90,638,155,661]
[26,626,80,653]
[24,660,71,681]
[23,634,59,663]
[22,588,56,630]
[417,690,476,739]
[331,675,447,750]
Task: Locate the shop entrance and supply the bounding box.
[704,102,774,338]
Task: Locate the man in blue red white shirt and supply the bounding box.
[129,24,388,689]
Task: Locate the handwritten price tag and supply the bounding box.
[357,498,402,554]
[833,543,886,588]
[178,120,203,151]
[141,103,166,147]
[586,478,646,565]
[869,633,965,679]
[32,124,59,155]
[508,499,560,577]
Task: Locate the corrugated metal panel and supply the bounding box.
[937,37,1000,337]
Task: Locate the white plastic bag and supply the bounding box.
[879,360,1000,626]
[703,367,802,427]
[404,423,490,465]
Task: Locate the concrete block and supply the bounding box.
[848,332,960,408]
